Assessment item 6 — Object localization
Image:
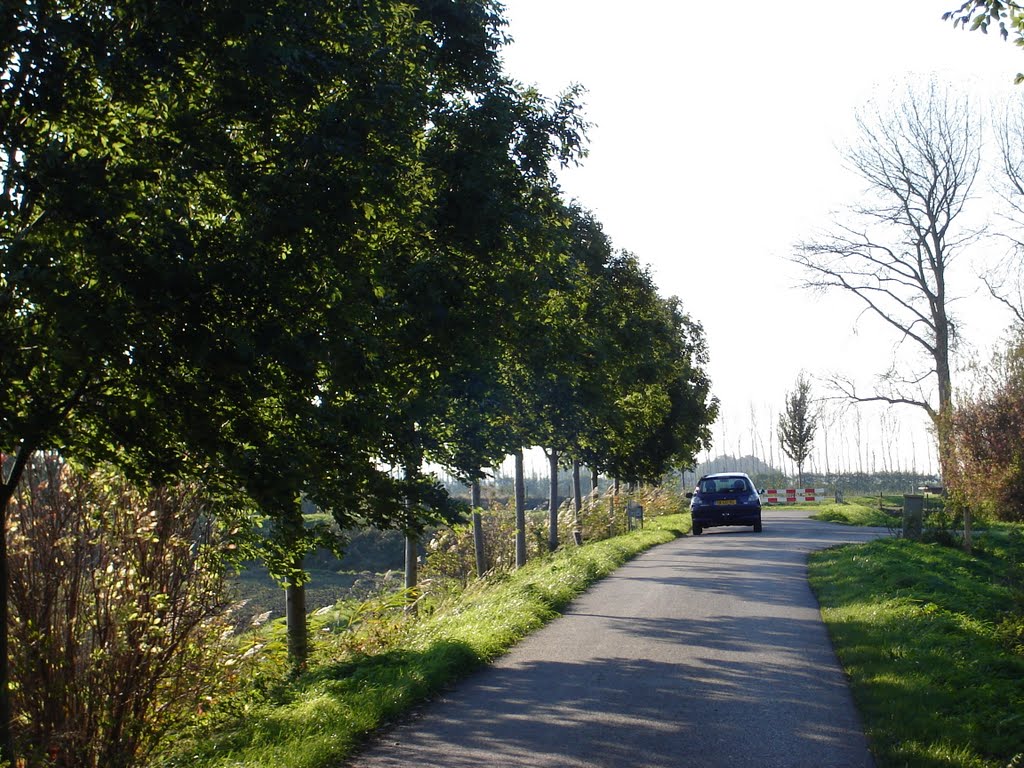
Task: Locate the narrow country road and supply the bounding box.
[345,510,887,768]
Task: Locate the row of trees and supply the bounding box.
[1,2,716,764]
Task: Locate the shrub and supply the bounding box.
[423,484,688,584]
[7,457,236,768]
[423,501,548,584]
[949,333,1024,522]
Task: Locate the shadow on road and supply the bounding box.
[347,515,881,767]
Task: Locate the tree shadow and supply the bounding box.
[346,643,874,767]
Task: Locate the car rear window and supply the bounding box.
[700,478,749,494]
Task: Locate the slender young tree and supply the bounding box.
[778,372,818,486]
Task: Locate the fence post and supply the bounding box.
[903,494,924,540]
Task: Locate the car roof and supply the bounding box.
[700,472,752,480]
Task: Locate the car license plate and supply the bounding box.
[715,499,736,506]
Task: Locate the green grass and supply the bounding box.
[158,514,689,768]
[809,532,1024,767]
[810,500,899,527]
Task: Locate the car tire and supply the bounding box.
[753,520,762,532]
[692,525,702,535]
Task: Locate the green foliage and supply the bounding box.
[2,0,721,754]
[420,485,690,584]
[944,1,1024,81]
[811,501,899,527]
[950,333,1024,522]
[810,534,1024,767]
[778,372,818,483]
[423,501,550,583]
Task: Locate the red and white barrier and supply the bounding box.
[762,488,827,504]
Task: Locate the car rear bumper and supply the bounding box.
[692,507,761,528]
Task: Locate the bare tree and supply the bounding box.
[793,80,981,481]
[851,416,860,473]
[817,399,846,479]
[980,101,1024,326]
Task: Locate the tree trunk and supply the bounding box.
[403,456,421,611]
[514,449,527,568]
[590,467,599,496]
[932,403,970,552]
[281,498,309,670]
[285,566,308,669]
[572,460,582,531]
[404,531,418,610]
[547,449,559,551]
[471,479,486,577]
[0,442,32,766]
[608,479,617,536]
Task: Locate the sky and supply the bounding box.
[496,0,1024,478]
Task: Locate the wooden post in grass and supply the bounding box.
[471,480,486,577]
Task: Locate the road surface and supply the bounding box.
[345,509,886,767]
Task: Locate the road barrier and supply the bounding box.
[762,488,828,504]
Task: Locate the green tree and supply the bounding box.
[1,3,310,754]
[778,372,818,485]
[0,0,518,739]
[945,1,1024,81]
[579,251,716,487]
[378,77,587,580]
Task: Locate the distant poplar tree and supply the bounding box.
[778,373,818,485]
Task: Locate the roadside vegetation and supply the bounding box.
[3,2,718,764]
[809,509,1024,767]
[810,495,937,529]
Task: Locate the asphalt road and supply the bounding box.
[345,510,887,768]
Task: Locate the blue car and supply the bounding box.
[687,472,763,535]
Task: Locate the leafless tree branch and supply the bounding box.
[792,80,979,452]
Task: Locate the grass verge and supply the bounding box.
[809,532,1024,767]
[810,500,900,527]
[158,514,688,768]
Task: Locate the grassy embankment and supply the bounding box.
[811,497,903,528]
[160,514,690,768]
[808,499,1024,767]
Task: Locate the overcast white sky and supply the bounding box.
[498,0,1024,477]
